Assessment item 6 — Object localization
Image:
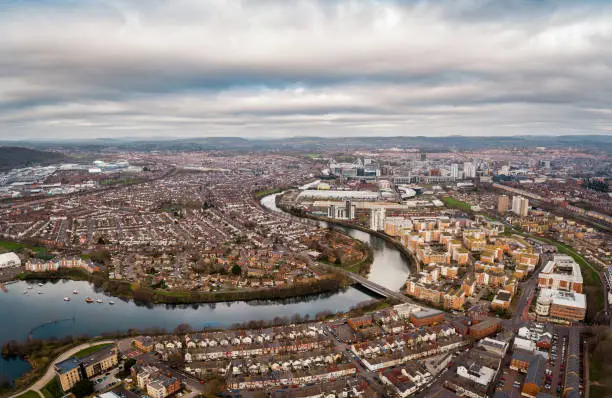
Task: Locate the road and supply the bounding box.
[8,340,116,398]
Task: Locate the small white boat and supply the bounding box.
[38,283,44,287]
[27,285,33,290]
[96,298,103,303]
[64,297,71,302]
[23,290,28,295]
[73,289,79,294]
[109,301,115,305]
[37,291,43,295]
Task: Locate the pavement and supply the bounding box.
[8,339,116,398]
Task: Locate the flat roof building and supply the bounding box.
[538,255,583,293]
[55,344,118,392]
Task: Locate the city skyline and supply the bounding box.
[1,0,612,139]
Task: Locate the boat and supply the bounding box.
[27,285,33,290]
[73,289,79,294]
[23,290,28,295]
[85,297,94,303]
[37,291,43,295]
[96,298,103,303]
[38,283,43,287]
[64,297,71,302]
[109,301,115,305]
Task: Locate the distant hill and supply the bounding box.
[2,135,611,153]
[0,146,66,171]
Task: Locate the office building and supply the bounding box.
[537,255,583,293]
[535,289,586,323]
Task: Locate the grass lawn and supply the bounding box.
[0,239,26,252]
[41,378,62,398]
[14,391,42,398]
[73,343,113,359]
[254,188,282,199]
[442,196,473,213]
[589,356,612,396]
[0,239,53,260]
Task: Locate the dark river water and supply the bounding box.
[0,192,411,384]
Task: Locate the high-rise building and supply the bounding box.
[370,208,386,231]
[328,201,356,220]
[497,195,509,213]
[512,196,529,217]
[345,200,355,220]
[450,163,459,179]
[420,152,427,161]
[463,162,476,179]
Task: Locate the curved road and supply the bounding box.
[8,340,116,398]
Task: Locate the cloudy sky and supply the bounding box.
[1,0,611,139]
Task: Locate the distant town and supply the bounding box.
[0,138,610,397]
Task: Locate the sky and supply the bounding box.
[0,0,611,139]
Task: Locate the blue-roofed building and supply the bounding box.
[54,344,118,392]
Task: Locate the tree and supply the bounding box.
[124,358,136,372]
[204,377,224,395]
[231,264,242,275]
[71,379,94,398]
[167,352,185,369]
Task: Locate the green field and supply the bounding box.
[41,378,62,398]
[442,196,473,212]
[73,343,113,359]
[254,188,282,199]
[0,239,27,252]
[0,240,53,260]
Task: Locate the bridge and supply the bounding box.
[311,260,414,303]
[348,272,413,303]
[261,197,416,304]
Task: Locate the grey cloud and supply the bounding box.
[0,0,611,138]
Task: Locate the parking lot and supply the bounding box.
[547,327,570,395]
[497,368,524,393]
[93,368,121,392]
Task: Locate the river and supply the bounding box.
[0,192,411,385]
[260,193,411,290]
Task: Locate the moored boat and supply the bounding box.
[73,289,79,294]
[109,301,115,305]
[85,297,94,303]
[96,298,103,303]
[64,297,71,301]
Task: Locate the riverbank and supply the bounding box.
[278,201,420,274]
[15,270,351,306]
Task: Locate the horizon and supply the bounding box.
[1,133,612,144]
